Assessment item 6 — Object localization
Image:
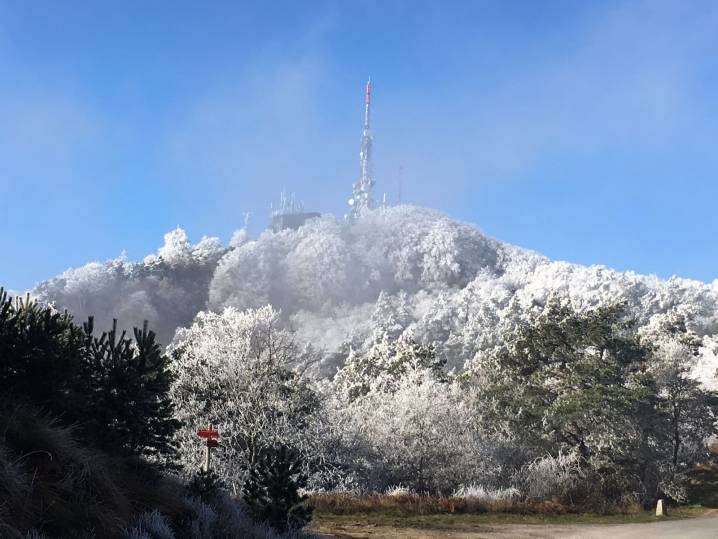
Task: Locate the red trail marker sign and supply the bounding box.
[197,427,219,439]
[197,425,220,471]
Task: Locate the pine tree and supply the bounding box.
[242,445,313,532]
[0,288,84,414]
[0,288,180,461]
[81,318,180,460]
[187,469,226,504]
[479,301,663,500]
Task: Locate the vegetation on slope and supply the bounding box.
[0,288,310,538]
[4,264,718,536]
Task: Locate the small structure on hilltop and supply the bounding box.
[269,191,320,233]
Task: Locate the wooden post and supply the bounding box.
[204,441,211,472]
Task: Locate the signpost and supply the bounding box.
[197,425,220,471]
[197,427,219,439]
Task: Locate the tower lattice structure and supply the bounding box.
[348,78,375,218]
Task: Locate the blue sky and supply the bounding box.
[1,0,717,291]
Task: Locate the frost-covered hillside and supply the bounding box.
[33,206,718,383]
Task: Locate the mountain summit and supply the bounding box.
[33,206,718,383]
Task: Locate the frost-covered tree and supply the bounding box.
[640,313,718,498]
[369,290,412,341]
[327,354,507,494]
[154,227,193,263]
[32,206,718,385]
[168,306,320,492]
[33,228,226,344]
[346,371,485,492]
[655,341,718,464]
[335,332,444,401]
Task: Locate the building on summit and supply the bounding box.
[269,191,320,233]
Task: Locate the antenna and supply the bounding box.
[348,77,376,219]
[271,191,305,218]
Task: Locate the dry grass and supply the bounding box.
[0,401,190,538]
[310,508,712,539]
[0,401,290,539]
[309,494,708,538]
[308,492,643,517]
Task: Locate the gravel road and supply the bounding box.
[316,512,718,538]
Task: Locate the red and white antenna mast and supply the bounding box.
[364,77,371,130]
[348,77,375,218]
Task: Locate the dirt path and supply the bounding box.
[314,512,718,539]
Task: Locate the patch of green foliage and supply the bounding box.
[0,287,179,462]
[187,469,226,505]
[242,444,314,532]
[477,300,718,504]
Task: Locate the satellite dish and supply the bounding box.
[348,198,355,206]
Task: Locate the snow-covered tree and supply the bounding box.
[32,206,718,386]
[33,227,225,344]
[369,290,412,341]
[168,306,320,493]
[328,360,505,493]
[154,227,193,264]
[640,312,718,498]
[21,204,718,505]
[335,331,444,401]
